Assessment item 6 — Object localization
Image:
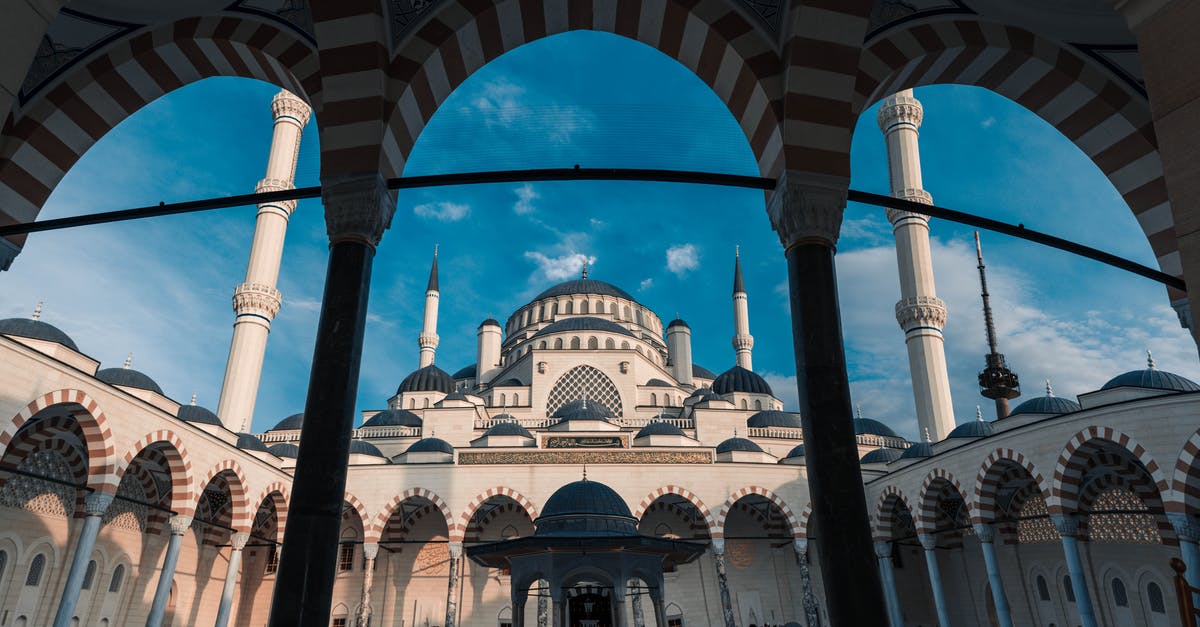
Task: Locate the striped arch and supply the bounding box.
[972,447,1050,524]
[342,492,370,538]
[380,0,783,179]
[873,485,913,541]
[115,431,194,517]
[1052,426,1170,515]
[716,486,802,539]
[0,389,116,493]
[0,15,319,247]
[798,502,813,538]
[916,468,971,536]
[633,485,717,538]
[458,487,539,533]
[251,482,290,540]
[854,18,1180,296]
[194,461,252,533]
[1170,428,1200,514]
[370,487,455,542]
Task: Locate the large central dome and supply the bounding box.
[533,279,636,302]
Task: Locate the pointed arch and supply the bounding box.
[973,447,1050,524]
[1169,427,1200,514]
[1052,426,1169,515]
[115,430,193,516]
[873,485,913,541]
[716,486,801,539]
[194,461,252,533]
[916,468,971,536]
[1,389,116,493]
[370,487,455,542]
[458,487,539,531]
[633,485,717,538]
[798,502,813,538]
[342,492,370,538]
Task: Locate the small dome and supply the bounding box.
[236,433,271,453]
[553,399,614,422]
[747,410,802,429]
[667,318,690,329]
[484,422,533,438]
[177,404,221,426]
[688,387,720,402]
[861,448,904,464]
[1102,354,1200,392]
[692,364,717,379]
[0,318,79,351]
[1010,395,1082,416]
[406,437,455,454]
[480,318,501,328]
[531,316,635,339]
[947,420,994,439]
[783,444,806,459]
[397,364,455,395]
[644,378,673,387]
[635,422,685,438]
[493,378,524,387]
[349,439,386,457]
[712,366,773,395]
[899,441,934,460]
[535,479,638,537]
[442,390,469,401]
[854,417,898,438]
[268,442,299,458]
[716,437,764,454]
[452,364,477,379]
[362,409,422,428]
[271,413,304,431]
[96,367,164,395]
[533,279,636,303]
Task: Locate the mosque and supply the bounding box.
[4,1,1200,627]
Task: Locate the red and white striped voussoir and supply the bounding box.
[118,430,194,516]
[1170,428,1200,514]
[972,448,1048,524]
[873,485,911,541]
[916,468,969,534]
[798,502,812,537]
[1,389,116,493]
[458,486,539,527]
[196,459,253,532]
[1052,425,1169,514]
[343,491,371,537]
[370,487,456,542]
[855,17,1180,295]
[633,485,717,536]
[252,482,290,541]
[716,485,801,538]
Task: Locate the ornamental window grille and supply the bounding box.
[1064,576,1076,603]
[1111,578,1129,607]
[0,449,76,518]
[1036,575,1051,601]
[265,546,279,574]
[1087,487,1160,544]
[108,565,124,592]
[332,619,347,627]
[546,365,624,418]
[82,560,96,590]
[1146,581,1166,613]
[338,543,354,572]
[1016,494,1058,544]
[25,554,45,586]
[103,476,149,532]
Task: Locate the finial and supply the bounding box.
[1045,379,1054,397]
[123,352,133,368]
[856,404,863,420]
[923,427,932,443]
[736,244,740,258]
[434,243,439,257]
[582,258,589,279]
[582,464,588,481]
[733,428,738,438]
[1147,349,1157,370]
[31,300,43,321]
[976,406,983,422]
[190,390,197,406]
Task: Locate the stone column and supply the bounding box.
[537,579,550,627]
[214,532,250,627]
[267,174,395,626]
[767,170,887,625]
[52,492,113,627]
[630,579,645,627]
[512,584,530,627]
[356,542,379,627]
[710,539,736,627]
[972,524,1013,627]
[793,539,822,627]
[445,542,462,627]
[552,593,565,627]
[1169,514,1200,604]
[649,589,668,627]
[612,581,627,627]
[917,534,951,627]
[873,541,903,627]
[1051,514,1097,627]
[513,600,526,627]
[146,515,193,627]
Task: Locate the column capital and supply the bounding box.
[1050,513,1079,537]
[873,540,893,559]
[231,532,250,550]
[322,173,396,249]
[917,533,938,551]
[362,541,380,560]
[169,515,193,535]
[766,170,847,251]
[877,90,923,131]
[1168,513,1200,541]
[710,538,725,555]
[895,295,948,332]
[83,492,114,516]
[792,538,808,556]
[272,90,311,127]
[448,541,463,558]
[973,522,996,543]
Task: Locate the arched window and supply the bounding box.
[554,338,563,349]
[587,337,598,350]
[82,560,97,590]
[25,554,45,586]
[651,393,657,406]
[499,394,507,406]
[1111,578,1128,607]
[512,393,519,405]
[108,565,125,592]
[565,301,574,314]
[1063,576,1076,603]
[754,400,762,410]
[1146,581,1166,613]
[570,337,581,350]
[595,300,604,313]
[622,306,630,320]
[423,398,429,408]
[621,341,629,349]
[408,398,415,409]
[580,300,589,314]
[539,340,547,349]
[605,338,615,349]
[741,399,747,409]
[636,310,645,325]
[1036,575,1051,601]
[0,550,6,583]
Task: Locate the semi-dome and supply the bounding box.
[645,378,673,387]
[362,409,422,428]
[747,410,802,429]
[397,364,455,394]
[854,417,898,438]
[899,441,934,460]
[442,390,469,401]
[1101,355,1200,393]
[177,404,221,426]
[636,422,685,438]
[268,442,299,458]
[349,439,387,457]
[451,364,477,379]
[688,387,720,402]
[533,279,636,303]
[96,367,164,395]
[271,413,304,431]
[712,366,773,395]
[406,437,455,454]
[1010,395,1082,416]
[715,437,764,454]
[534,479,638,537]
[531,317,634,338]
[947,420,994,439]
[0,318,79,351]
[236,433,271,453]
[484,422,533,437]
[783,444,806,459]
[862,448,903,464]
[692,364,717,379]
[553,399,614,422]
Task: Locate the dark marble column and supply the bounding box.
[711,540,735,627]
[793,539,821,627]
[445,542,462,627]
[766,171,887,626]
[268,174,395,626]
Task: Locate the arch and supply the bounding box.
[381,1,784,179]
[342,492,370,539]
[546,364,625,417]
[716,486,802,539]
[251,484,289,544]
[371,487,455,542]
[1052,426,1169,515]
[873,486,914,541]
[798,502,813,538]
[193,460,252,533]
[114,430,193,516]
[1169,427,1200,514]
[458,487,540,532]
[972,447,1051,524]
[633,485,717,538]
[1,390,116,493]
[855,18,1181,294]
[917,468,971,537]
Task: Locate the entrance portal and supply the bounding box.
[568,590,612,627]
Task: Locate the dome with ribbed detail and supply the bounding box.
[861,448,904,464]
[362,409,422,428]
[532,317,634,339]
[692,364,716,379]
[553,399,614,422]
[783,444,805,459]
[268,442,299,458]
[1010,395,1081,416]
[712,366,773,395]
[716,437,763,453]
[854,417,898,438]
[947,420,994,438]
[397,364,455,394]
[1101,367,1199,392]
[533,279,636,303]
[0,318,79,351]
[270,413,304,431]
[484,422,533,437]
[747,410,802,429]
[688,387,720,402]
[899,441,934,459]
[236,433,271,453]
[349,439,386,457]
[177,404,221,426]
[452,364,477,379]
[406,437,455,454]
[97,367,164,395]
[636,422,685,437]
[534,480,638,537]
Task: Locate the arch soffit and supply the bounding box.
[972,447,1050,524]
[873,485,913,540]
[115,430,194,515]
[342,492,370,536]
[194,460,252,532]
[855,17,1178,294]
[0,390,116,492]
[633,485,717,537]
[458,487,539,529]
[716,485,801,538]
[1052,426,1170,515]
[916,468,971,534]
[370,487,455,542]
[1170,427,1200,514]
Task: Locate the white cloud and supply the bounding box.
[524,251,595,281]
[639,278,654,291]
[472,79,525,125]
[760,372,799,412]
[981,116,996,128]
[413,201,470,222]
[666,244,700,276]
[513,183,538,215]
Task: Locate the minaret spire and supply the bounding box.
[975,231,1020,418]
[731,247,754,370]
[418,246,441,367]
[31,300,42,320]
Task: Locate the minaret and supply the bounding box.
[731,247,754,370]
[216,89,310,433]
[418,246,440,367]
[877,88,956,440]
[975,231,1020,418]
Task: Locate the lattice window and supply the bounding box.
[1147,581,1166,613]
[25,554,45,586]
[1016,494,1058,544]
[1087,487,1160,544]
[1112,578,1129,607]
[338,543,354,572]
[82,560,96,590]
[546,365,624,417]
[1036,575,1050,601]
[0,450,75,518]
[104,478,148,532]
[108,565,124,593]
[265,546,279,574]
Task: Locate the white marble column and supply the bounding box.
[972,524,1013,627]
[917,534,952,627]
[445,542,462,627]
[214,532,249,627]
[356,542,379,627]
[1052,514,1097,627]
[873,541,903,627]
[146,515,192,627]
[711,539,736,627]
[52,493,113,627]
[537,579,550,627]
[794,539,822,627]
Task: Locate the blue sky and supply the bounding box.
[1,31,1195,438]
